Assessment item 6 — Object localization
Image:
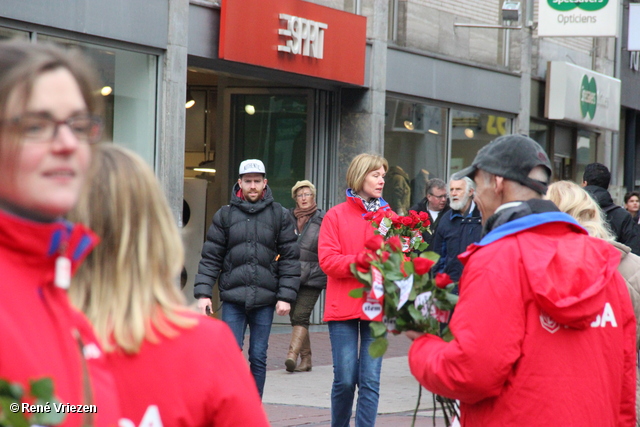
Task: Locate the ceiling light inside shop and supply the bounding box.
[245,104,256,115]
[428,129,439,135]
[185,89,195,109]
[100,86,112,96]
[403,120,415,131]
[464,128,475,138]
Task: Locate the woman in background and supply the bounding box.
[285,180,327,372]
[0,40,120,426]
[547,180,640,422]
[318,153,393,427]
[69,144,269,426]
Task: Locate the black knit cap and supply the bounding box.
[452,134,552,195]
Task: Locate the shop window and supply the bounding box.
[230,93,309,209]
[530,121,550,155]
[37,35,158,166]
[383,98,447,214]
[0,27,29,40]
[450,109,512,178]
[576,130,597,183]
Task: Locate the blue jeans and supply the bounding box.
[328,319,383,427]
[222,302,275,398]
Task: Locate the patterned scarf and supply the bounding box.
[293,203,317,233]
[352,190,381,212]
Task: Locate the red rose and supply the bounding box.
[355,252,371,273]
[363,211,375,221]
[409,210,418,216]
[419,212,429,222]
[400,216,413,227]
[435,273,453,289]
[364,235,384,251]
[387,236,402,252]
[380,251,390,262]
[413,257,435,275]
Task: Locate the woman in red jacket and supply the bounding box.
[69,144,269,427]
[318,153,392,427]
[0,40,120,426]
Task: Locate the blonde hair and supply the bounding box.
[346,153,388,193]
[546,180,615,241]
[68,144,196,354]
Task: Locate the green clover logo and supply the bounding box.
[548,0,609,12]
[580,75,597,120]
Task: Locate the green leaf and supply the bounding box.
[8,383,23,400]
[444,293,459,305]
[368,337,389,358]
[416,242,429,252]
[403,262,414,276]
[33,398,66,425]
[348,287,365,299]
[440,327,455,342]
[408,304,424,322]
[0,397,30,427]
[420,251,440,263]
[386,272,404,281]
[30,378,54,400]
[369,321,387,337]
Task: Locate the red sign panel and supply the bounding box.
[219,0,367,86]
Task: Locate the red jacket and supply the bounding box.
[111,313,269,427]
[0,209,120,426]
[319,190,392,321]
[409,212,637,426]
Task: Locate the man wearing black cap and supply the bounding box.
[407,135,636,426]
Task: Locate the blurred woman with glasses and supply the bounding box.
[0,39,120,425]
[284,180,327,372]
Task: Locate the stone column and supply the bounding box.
[157,0,189,226]
[335,0,388,202]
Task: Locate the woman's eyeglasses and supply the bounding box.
[3,112,103,144]
[296,193,313,199]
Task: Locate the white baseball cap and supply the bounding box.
[239,159,266,176]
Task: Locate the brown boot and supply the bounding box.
[295,333,312,372]
[285,326,307,372]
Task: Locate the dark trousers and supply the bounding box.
[289,286,323,329]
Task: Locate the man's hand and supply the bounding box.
[197,298,212,316]
[405,330,425,341]
[276,301,291,316]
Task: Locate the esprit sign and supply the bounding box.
[278,14,328,59]
[219,0,366,86]
[538,0,619,37]
[545,61,620,131]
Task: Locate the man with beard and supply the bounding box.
[431,176,482,282]
[195,159,300,398]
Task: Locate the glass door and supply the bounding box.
[228,91,312,209]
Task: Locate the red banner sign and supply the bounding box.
[219,0,366,86]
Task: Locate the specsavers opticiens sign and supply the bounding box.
[545,61,621,131]
[538,0,620,37]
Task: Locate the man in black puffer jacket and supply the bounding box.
[582,163,640,255]
[195,159,300,398]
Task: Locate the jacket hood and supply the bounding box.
[467,211,619,329]
[584,185,614,208]
[230,182,274,213]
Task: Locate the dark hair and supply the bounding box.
[583,163,610,189]
[426,178,446,196]
[624,191,640,204]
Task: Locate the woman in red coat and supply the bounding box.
[0,40,120,426]
[69,144,269,427]
[318,153,392,427]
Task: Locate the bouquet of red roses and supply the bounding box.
[364,210,431,252]
[349,232,458,358]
